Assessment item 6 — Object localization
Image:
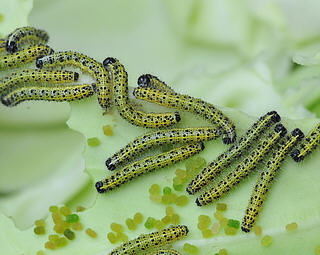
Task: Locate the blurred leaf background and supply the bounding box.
[1,0,320,254]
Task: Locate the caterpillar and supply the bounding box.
[0,69,79,96]
[241,128,304,233]
[106,127,220,171]
[133,81,236,144]
[96,142,204,193]
[6,26,49,53]
[186,111,280,195]
[102,57,181,128]
[35,51,111,109]
[2,83,96,107]
[147,249,182,255]
[291,122,320,162]
[108,225,188,255]
[0,45,53,70]
[195,123,287,207]
[137,74,174,92]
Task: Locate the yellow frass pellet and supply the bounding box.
[71,222,83,231]
[166,206,174,216]
[175,195,189,206]
[76,206,86,212]
[315,245,320,255]
[198,214,211,226]
[183,243,198,254]
[261,235,272,247]
[150,194,162,203]
[49,205,58,213]
[44,241,56,250]
[253,226,262,236]
[86,228,98,238]
[125,218,136,230]
[161,215,171,225]
[175,168,187,178]
[36,250,45,255]
[171,214,180,225]
[133,212,143,224]
[107,232,118,244]
[214,211,224,221]
[54,237,68,247]
[285,222,298,232]
[34,226,46,235]
[211,222,220,234]
[149,184,161,195]
[54,221,69,234]
[224,226,237,236]
[35,219,45,227]
[49,234,59,242]
[60,206,72,216]
[111,223,124,233]
[220,218,228,227]
[202,229,214,238]
[87,137,100,147]
[103,125,113,136]
[216,203,227,211]
[218,248,228,255]
[52,212,63,224]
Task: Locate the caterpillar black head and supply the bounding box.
[137,74,152,87]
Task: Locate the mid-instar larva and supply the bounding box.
[137,74,175,92]
[0,69,79,96]
[106,127,220,170]
[102,57,181,128]
[96,142,204,193]
[186,111,280,195]
[241,128,304,233]
[133,77,236,144]
[5,26,49,53]
[147,249,182,255]
[291,122,320,162]
[0,45,53,70]
[36,51,111,109]
[195,123,287,207]
[1,83,96,107]
[108,225,188,255]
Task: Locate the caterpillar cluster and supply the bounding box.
[2,26,319,237]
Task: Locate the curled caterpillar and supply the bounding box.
[138,74,174,92]
[108,225,188,255]
[133,78,236,144]
[36,51,111,109]
[0,69,78,96]
[195,123,287,206]
[186,111,280,195]
[2,83,96,107]
[106,127,219,170]
[291,122,320,162]
[96,142,204,193]
[241,128,304,233]
[6,26,49,53]
[102,57,181,128]
[0,45,53,70]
